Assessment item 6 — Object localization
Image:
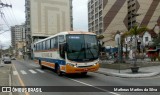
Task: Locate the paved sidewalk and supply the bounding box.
[97,66,160,78]
[0,62,12,95]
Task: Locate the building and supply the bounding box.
[25,0,73,59]
[88,0,103,35]
[11,24,26,58]
[89,0,160,47]
[11,25,25,48]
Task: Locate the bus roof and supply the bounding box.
[34,31,96,44]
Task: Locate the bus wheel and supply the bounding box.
[56,65,62,76]
[81,72,87,76]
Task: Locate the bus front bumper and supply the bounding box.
[65,63,99,74]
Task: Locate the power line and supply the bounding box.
[6,0,19,24]
[1,9,14,26]
[1,13,10,28]
[2,0,18,25]
[0,30,9,35]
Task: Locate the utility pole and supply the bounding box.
[0,42,3,67]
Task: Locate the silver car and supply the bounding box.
[3,57,12,64]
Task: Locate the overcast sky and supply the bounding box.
[0,0,88,49]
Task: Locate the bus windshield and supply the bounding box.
[66,34,99,62]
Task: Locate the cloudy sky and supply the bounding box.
[0,0,88,49]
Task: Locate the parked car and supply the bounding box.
[3,57,11,64]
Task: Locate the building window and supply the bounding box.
[145,37,148,42]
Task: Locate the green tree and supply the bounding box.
[122,25,148,47]
[153,35,160,47]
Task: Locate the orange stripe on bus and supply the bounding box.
[42,61,55,68]
[60,65,65,71]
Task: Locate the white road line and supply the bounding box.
[35,69,45,73]
[20,70,27,75]
[29,70,37,74]
[68,78,120,95]
[13,71,18,75]
[9,73,12,95]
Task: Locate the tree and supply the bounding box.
[153,35,160,47]
[121,25,148,73]
[122,25,148,49]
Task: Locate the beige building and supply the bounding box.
[25,0,73,58]
[102,0,160,47]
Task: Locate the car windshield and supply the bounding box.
[66,34,99,62]
[3,57,10,60]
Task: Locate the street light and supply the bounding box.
[115,32,121,73]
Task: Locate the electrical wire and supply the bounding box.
[7,0,20,24]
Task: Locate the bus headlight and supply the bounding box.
[67,63,77,67]
[93,63,98,66]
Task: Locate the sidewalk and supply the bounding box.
[97,65,160,78]
[0,62,12,95]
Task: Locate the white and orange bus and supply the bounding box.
[33,31,99,75]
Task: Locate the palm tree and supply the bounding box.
[129,25,148,50]
[122,25,148,73]
[122,25,148,51]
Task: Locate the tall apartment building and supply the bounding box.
[25,0,73,59]
[88,0,160,47]
[11,25,25,48]
[88,0,103,35]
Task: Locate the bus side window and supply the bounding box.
[51,36,58,49]
[59,44,65,59]
[59,35,65,59]
[55,37,58,48]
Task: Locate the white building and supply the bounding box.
[11,25,25,48]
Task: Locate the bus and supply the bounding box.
[33,31,100,75]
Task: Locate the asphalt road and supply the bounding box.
[11,60,160,95]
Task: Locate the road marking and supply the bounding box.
[20,70,27,75]
[9,73,12,95]
[13,71,18,75]
[68,78,120,95]
[29,69,37,74]
[13,64,30,95]
[35,69,45,73]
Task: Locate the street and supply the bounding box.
[11,60,160,95]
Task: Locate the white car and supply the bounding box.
[3,57,11,64]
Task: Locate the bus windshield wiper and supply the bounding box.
[86,43,95,58]
[76,43,85,59]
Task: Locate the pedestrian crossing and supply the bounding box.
[13,69,45,76]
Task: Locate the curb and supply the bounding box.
[96,71,160,78]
